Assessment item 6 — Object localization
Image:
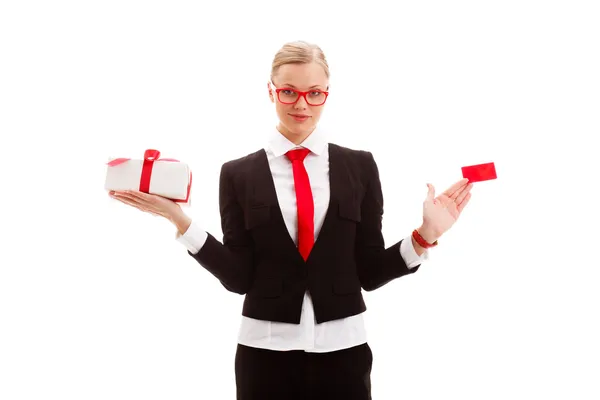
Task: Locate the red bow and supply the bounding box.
[107,149,192,203]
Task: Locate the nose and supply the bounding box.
[294,94,309,109]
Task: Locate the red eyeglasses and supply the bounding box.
[270,83,329,106]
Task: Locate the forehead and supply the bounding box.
[274,62,328,89]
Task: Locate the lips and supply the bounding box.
[290,114,310,122]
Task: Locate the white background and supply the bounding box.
[1,0,599,399]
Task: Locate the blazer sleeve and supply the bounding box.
[355,151,420,291]
[188,161,255,294]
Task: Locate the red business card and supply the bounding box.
[461,162,497,182]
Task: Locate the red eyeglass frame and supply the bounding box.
[270,83,329,106]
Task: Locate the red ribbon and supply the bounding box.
[107,149,192,203]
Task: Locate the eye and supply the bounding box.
[310,91,323,96]
[281,89,295,95]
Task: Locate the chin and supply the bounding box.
[278,120,315,137]
[289,120,315,130]
[292,127,314,136]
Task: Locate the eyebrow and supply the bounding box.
[280,83,325,90]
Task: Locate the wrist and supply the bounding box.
[411,236,428,256]
[417,224,439,244]
[169,210,192,235]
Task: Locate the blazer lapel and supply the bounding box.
[247,149,278,208]
[247,149,305,264]
[306,143,356,262]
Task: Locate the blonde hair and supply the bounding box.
[270,40,330,82]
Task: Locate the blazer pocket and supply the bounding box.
[338,200,361,223]
[332,276,361,295]
[251,277,283,298]
[244,204,271,230]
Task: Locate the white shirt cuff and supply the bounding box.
[400,235,429,269]
[176,220,208,255]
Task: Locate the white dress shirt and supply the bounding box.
[177,126,429,353]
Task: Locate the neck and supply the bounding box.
[277,123,315,145]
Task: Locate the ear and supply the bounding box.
[267,82,274,102]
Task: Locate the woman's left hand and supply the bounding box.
[420,178,473,241]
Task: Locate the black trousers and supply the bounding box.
[234,342,373,400]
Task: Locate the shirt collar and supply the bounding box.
[267,125,328,158]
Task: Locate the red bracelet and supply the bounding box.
[412,229,438,248]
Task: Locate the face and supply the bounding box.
[268,61,329,142]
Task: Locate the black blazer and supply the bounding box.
[189,143,421,324]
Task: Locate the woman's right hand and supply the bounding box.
[109,190,192,234]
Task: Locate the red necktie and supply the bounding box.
[285,148,314,261]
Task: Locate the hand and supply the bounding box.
[109,190,190,232]
[419,178,473,242]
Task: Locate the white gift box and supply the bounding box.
[105,149,192,205]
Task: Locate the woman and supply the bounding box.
[110,40,473,400]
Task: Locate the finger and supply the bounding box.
[112,191,166,217]
[126,190,173,212]
[454,183,473,203]
[113,195,157,215]
[112,194,144,209]
[113,191,148,205]
[111,191,147,208]
[442,178,469,198]
[426,183,435,203]
[457,192,472,213]
[124,190,172,215]
[124,190,156,203]
[455,189,468,205]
